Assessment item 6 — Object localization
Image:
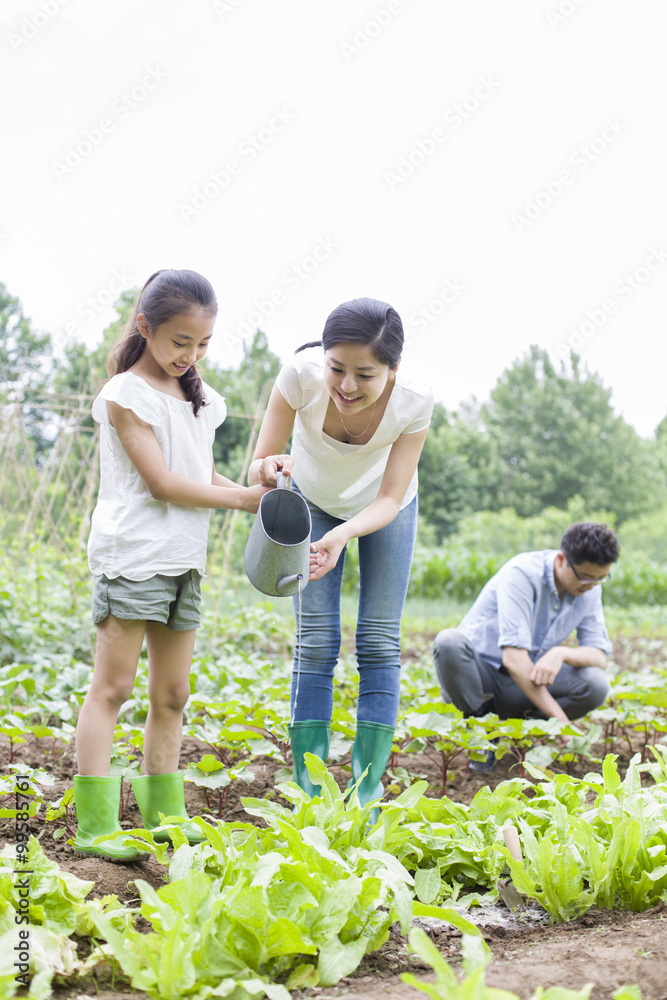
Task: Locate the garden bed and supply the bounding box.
[3,630,667,999]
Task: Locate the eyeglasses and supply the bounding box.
[565,555,611,585]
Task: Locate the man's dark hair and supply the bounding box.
[561,522,620,566]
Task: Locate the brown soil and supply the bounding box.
[3,633,667,999]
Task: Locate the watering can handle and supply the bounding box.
[276,471,291,490]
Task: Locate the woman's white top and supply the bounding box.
[276,348,434,520]
[87,372,226,581]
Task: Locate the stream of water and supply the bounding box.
[290,574,303,725]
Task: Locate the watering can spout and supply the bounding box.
[276,573,304,596]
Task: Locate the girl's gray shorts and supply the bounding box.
[92,570,202,631]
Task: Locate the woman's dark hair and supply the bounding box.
[107,269,217,416]
[295,297,403,368]
[561,522,620,567]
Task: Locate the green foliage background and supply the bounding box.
[1,277,667,612]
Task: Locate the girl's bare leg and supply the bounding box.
[143,623,197,774]
[76,615,145,775]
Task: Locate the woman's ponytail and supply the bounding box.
[294,340,322,354]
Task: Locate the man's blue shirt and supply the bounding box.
[459,549,612,672]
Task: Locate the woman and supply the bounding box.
[248,297,433,813]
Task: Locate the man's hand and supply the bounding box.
[529,647,566,686]
[502,646,570,724]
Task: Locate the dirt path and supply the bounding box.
[313,907,667,1000]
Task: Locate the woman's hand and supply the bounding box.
[309,526,348,581]
[255,454,294,487]
[248,386,296,486]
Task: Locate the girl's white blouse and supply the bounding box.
[276,348,434,520]
[87,372,226,581]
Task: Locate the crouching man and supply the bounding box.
[433,522,619,769]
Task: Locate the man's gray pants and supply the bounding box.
[433,628,610,720]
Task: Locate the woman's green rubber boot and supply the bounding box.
[131,772,205,844]
[73,775,142,862]
[288,720,330,797]
[349,720,395,824]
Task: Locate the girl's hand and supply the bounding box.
[309,527,347,581]
[241,484,272,513]
[256,454,294,487]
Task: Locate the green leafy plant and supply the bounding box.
[395,704,495,795]
[184,752,254,818]
[496,823,596,922]
[88,758,424,998]
[0,764,56,820]
[0,836,132,995]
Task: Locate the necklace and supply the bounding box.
[338,398,377,439]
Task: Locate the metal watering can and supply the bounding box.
[244,472,312,597]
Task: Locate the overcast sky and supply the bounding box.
[2,0,665,436]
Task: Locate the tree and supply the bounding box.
[655,414,667,483]
[0,282,53,455]
[0,283,51,390]
[55,289,136,401]
[481,346,665,523]
[417,402,504,540]
[205,330,282,481]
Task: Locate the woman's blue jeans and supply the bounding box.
[290,492,418,727]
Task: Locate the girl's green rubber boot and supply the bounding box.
[288,720,330,797]
[131,772,205,844]
[73,775,142,862]
[349,720,395,824]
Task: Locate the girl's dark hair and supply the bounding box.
[561,522,620,566]
[107,269,217,415]
[295,297,403,368]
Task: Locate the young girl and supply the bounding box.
[75,269,266,861]
[248,297,433,816]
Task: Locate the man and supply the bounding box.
[433,522,619,770]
